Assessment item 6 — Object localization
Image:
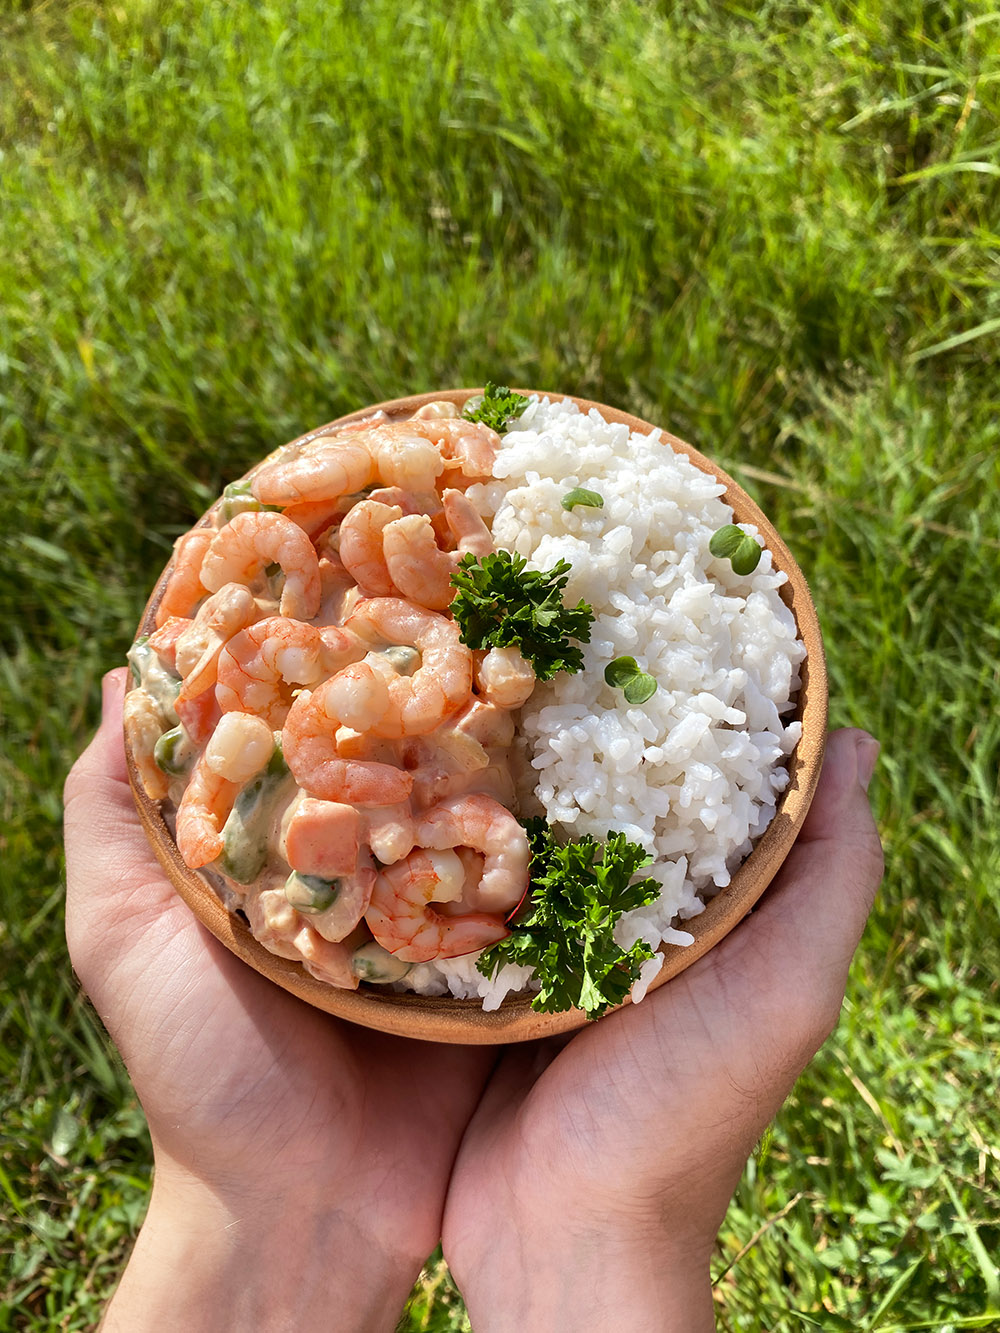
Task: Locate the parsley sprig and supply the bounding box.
[450,551,593,681]
[477,820,661,1020]
[462,381,529,434]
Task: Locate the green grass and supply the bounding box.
[2,0,998,1326]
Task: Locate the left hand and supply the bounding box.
[65,668,493,1332]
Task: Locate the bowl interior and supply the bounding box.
[125,388,828,1043]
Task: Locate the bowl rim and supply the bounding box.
[125,387,828,1043]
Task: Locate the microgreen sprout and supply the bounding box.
[561,487,604,512]
[604,656,658,705]
[709,524,762,575]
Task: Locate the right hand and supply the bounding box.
[443,729,883,1331]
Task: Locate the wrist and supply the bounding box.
[449,1212,715,1333]
[102,1161,421,1333]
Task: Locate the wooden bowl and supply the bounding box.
[126,388,828,1043]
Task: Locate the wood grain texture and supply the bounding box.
[125,388,828,1043]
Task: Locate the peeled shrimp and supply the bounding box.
[251,436,375,506]
[382,489,493,611]
[175,751,240,868]
[417,793,529,914]
[174,583,258,703]
[155,527,214,627]
[123,689,170,800]
[217,617,342,728]
[413,417,499,484]
[473,645,536,709]
[201,510,321,620]
[366,848,510,962]
[282,663,414,806]
[345,597,473,737]
[338,499,404,597]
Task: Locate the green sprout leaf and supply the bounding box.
[462,381,529,434]
[709,524,762,575]
[604,655,658,704]
[561,487,604,512]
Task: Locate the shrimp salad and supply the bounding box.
[126,393,805,1010]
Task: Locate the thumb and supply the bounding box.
[716,727,884,1060]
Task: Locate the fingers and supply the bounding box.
[64,668,183,982]
[713,728,884,1058]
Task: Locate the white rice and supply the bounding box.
[402,396,805,1008]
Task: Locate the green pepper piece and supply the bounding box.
[153,725,193,777]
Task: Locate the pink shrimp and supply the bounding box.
[155,527,214,627]
[338,499,404,597]
[365,847,510,962]
[175,751,240,868]
[216,617,328,728]
[411,417,500,485]
[174,583,258,703]
[416,793,529,914]
[123,689,170,800]
[382,489,493,611]
[473,645,536,709]
[201,511,321,620]
[345,597,473,737]
[251,436,376,506]
[282,663,414,806]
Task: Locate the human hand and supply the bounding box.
[442,728,884,1332]
[64,668,494,1333]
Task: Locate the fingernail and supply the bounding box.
[856,736,880,792]
[101,669,121,716]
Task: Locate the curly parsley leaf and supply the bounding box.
[462,381,530,434]
[478,820,661,1020]
[450,551,593,681]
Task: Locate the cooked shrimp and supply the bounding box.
[382,489,493,610]
[411,399,461,420]
[473,645,536,709]
[417,793,529,914]
[367,486,443,518]
[251,436,375,506]
[123,689,170,799]
[361,802,416,865]
[413,417,499,484]
[217,617,328,727]
[204,711,276,784]
[282,663,414,806]
[174,583,258,704]
[201,511,321,620]
[345,597,473,737]
[155,527,214,627]
[338,499,403,596]
[366,848,510,962]
[244,886,359,989]
[175,751,240,868]
[361,423,445,492]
